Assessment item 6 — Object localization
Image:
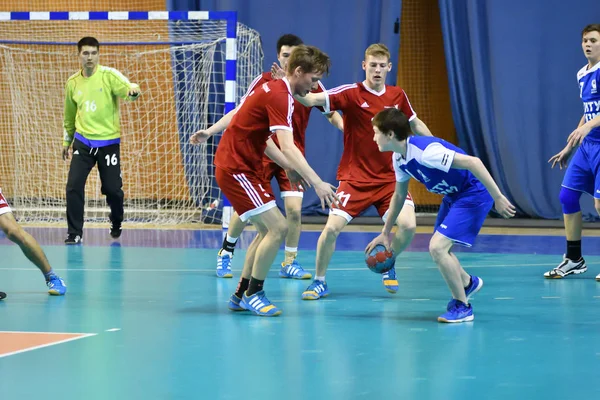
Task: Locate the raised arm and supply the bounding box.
[294,91,328,108]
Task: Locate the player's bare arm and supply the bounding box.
[365,180,409,254]
[409,117,433,137]
[324,112,344,131]
[276,129,338,209]
[549,115,585,169]
[452,153,516,218]
[294,91,327,108]
[190,107,238,144]
[567,114,600,147]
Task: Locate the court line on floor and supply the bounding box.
[0,332,97,359]
[1,261,599,273]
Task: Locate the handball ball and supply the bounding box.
[365,244,395,274]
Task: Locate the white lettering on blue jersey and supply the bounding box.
[577,61,600,140]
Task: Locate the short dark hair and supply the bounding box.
[276,34,303,55]
[77,37,100,53]
[582,24,600,37]
[372,108,411,141]
[286,45,330,75]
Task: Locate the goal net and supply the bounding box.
[0,11,263,224]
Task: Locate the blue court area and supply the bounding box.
[1,227,600,399]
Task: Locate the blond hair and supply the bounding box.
[364,43,391,61]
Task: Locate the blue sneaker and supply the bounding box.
[228,294,246,311]
[382,266,399,293]
[438,300,474,323]
[302,280,329,300]
[279,260,312,279]
[465,275,483,299]
[216,249,233,278]
[47,275,67,296]
[447,275,483,310]
[240,290,282,316]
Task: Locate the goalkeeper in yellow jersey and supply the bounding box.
[62,37,140,244]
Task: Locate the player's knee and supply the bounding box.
[3,223,25,245]
[321,223,342,242]
[595,199,600,217]
[285,208,302,226]
[559,187,582,214]
[269,219,288,241]
[395,216,416,236]
[428,238,446,261]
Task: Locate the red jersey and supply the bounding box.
[214,78,294,175]
[243,72,326,154]
[325,82,416,184]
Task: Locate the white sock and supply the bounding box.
[316,275,326,282]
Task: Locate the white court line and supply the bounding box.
[105,328,121,332]
[411,298,431,301]
[2,261,596,273]
[0,332,96,359]
[541,296,561,299]
[494,297,515,300]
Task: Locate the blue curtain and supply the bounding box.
[167,0,402,216]
[439,0,600,219]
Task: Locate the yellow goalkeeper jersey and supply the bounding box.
[63,65,140,147]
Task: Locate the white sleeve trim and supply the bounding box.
[421,143,455,172]
[270,125,293,132]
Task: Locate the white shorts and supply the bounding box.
[0,188,12,216]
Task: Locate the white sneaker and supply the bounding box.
[543,255,586,279]
[595,272,600,281]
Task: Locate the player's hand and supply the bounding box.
[128,87,141,100]
[62,147,70,161]
[365,232,392,254]
[190,130,212,145]
[271,62,285,80]
[548,145,575,169]
[285,170,309,191]
[566,125,591,148]
[314,181,340,210]
[493,194,516,219]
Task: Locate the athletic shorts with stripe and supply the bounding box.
[0,187,12,216]
[262,160,304,199]
[330,181,414,222]
[215,168,277,222]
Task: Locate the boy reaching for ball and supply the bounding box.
[366,108,516,323]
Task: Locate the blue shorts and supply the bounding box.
[434,191,494,247]
[561,140,600,198]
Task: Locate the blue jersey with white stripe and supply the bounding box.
[578,61,600,142]
[393,136,487,198]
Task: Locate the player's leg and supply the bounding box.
[216,211,247,278]
[0,209,66,295]
[544,146,590,278]
[432,195,493,323]
[215,168,283,316]
[279,192,311,279]
[376,184,417,293]
[302,214,348,300]
[228,229,262,310]
[97,144,124,239]
[65,139,96,244]
[238,208,287,316]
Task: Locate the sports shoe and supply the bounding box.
[240,290,281,316]
[228,294,246,311]
[438,300,474,323]
[64,234,82,245]
[596,272,600,281]
[302,279,329,300]
[543,255,587,279]
[447,275,484,311]
[47,275,67,296]
[382,266,399,293]
[0,291,6,300]
[216,249,233,278]
[279,259,312,279]
[109,221,122,239]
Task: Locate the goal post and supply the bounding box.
[0,11,262,225]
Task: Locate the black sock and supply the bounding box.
[234,277,250,299]
[222,237,237,253]
[465,276,472,289]
[566,240,582,261]
[246,277,265,296]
